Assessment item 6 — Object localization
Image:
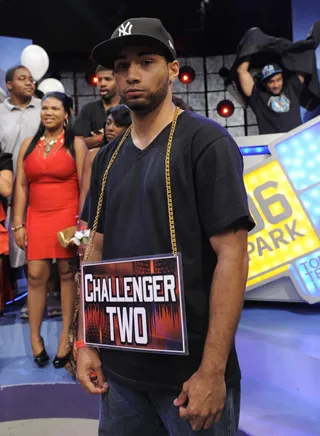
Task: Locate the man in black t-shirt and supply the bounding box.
[77,17,254,436]
[73,65,121,149]
[237,61,305,134]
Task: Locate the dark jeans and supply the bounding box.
[99,377,240,436]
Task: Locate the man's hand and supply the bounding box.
[76,347,108,394]
[173,369,226,431]
[78,242,86,261]
[90,130,104,140]
[81,132,103,149]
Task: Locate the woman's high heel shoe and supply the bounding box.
[33,337,49,368]
[53,351,71,369]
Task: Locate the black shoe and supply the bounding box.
[33,338,49,368]
[53,351,71,369]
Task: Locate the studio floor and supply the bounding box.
[1,284,320,435]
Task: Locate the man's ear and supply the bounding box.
[6,81,13,91]
[169,60,180,83]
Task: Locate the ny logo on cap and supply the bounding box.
[118,21,133,36]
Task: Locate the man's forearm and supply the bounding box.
[82,136,103,150]
[77,243,103,340]
[0,173,12,197]
[200,251,249,375]
[237,60,250,74]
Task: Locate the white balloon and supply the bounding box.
[38,78,65,94]
[20,45,49,81]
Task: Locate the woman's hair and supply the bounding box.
[103,104,131,143]
[23,92,75,160]
[107,104,132,127]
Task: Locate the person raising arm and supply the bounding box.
[237,60,254,97]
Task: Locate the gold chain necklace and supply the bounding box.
[84,106,180,263]
[70,107,180,362]
[40,133,62,154]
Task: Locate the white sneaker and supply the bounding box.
[20,302,29,319]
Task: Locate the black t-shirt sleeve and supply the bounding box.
[194,135,255,238]
[86,153,105,233]
[73,105,92,137]
[0,152,13,172]
[80,192,90,223]
[248,84,259,113]
[287,74,304,97]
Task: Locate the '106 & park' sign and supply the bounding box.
[244,118,320,304]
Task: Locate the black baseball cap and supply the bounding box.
[260,63,283,82]
[92,17,177,69]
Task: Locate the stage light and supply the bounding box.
[217,100,235,118]
[6,291,28,305]
[240,146,270,156]
[85,71,99,86]
[218,67,229,78]
[178,66,196,84]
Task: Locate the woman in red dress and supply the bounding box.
[13,92,87,367]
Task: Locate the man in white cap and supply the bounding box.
[237,61,305,134]
[77,17,254,435]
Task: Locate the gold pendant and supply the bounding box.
[43,139,57,154]
[44,143,52,154]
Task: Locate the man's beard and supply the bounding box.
[121,76,169,115]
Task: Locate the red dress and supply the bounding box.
[24,133,79,260]
[0,203,9,256]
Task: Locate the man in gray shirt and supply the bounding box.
[0,65,40,172]
[0,67,7,102]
